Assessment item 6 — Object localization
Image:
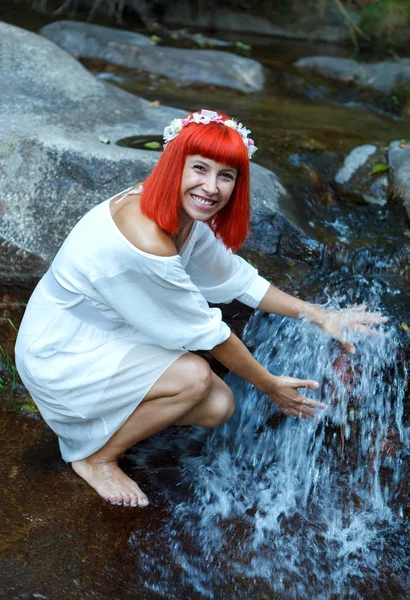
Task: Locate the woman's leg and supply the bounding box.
[72,354,234,507]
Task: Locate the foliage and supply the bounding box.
[16,0,410,50]
[359,0,410,46]
[143,141,162,150]
[371,163,390,174]
[0,344,19,393]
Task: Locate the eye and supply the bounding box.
[193,164,206,172]
[221,172,235,181]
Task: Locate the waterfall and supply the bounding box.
[130,279,409,599]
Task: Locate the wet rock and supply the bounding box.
[335,145,377,185]
[159,30,232,50]
[363,175,389,207]
[333,144,389,206]
[41,20,264,93]
[181,32,231,49]
[388,140,410,222]
[295,56,410,97]
[161,0,350,44]
[246,164,322,262]
[288,148,389,208]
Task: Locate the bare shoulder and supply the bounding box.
[110,196,176,257]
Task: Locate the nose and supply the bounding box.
[202,172,218,195]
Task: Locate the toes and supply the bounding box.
[130,496,139,508]
[137,494,149,508]
[129,482,149,508]
[107,494,122,506]
[122,491,133,506]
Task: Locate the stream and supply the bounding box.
[1,6,409,599]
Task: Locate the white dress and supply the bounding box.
[15,191,270,462]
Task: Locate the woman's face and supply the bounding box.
[179,155,237,224]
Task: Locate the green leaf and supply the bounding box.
[143,141,162,150]
[235,41,252,51]
[151,35,162,44]
[392,95,400,106]
[7,318,17,332]
[371,163,390,174]
[21,397,39,413]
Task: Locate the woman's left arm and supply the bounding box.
[257,284,387,354]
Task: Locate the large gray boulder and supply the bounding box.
[0,23,317,283]
[41,21,264,93]
[0,22,181,273]
[295,56,410,96]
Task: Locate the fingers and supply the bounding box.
[272,376,324,419]
[348,304,367,311]
[344,309,388,325]
[340,340,356,354]
[300,397,326,409]
[281,394,325,419]
[351,324,382,336]
[280,378,320,390]
[339,323,385,354]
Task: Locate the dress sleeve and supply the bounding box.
[186,223,271,309]
[90,254,231,352]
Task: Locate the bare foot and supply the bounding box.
[72,459,149,507]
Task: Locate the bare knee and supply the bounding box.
[204,387,235,428]
[178,354,212,403]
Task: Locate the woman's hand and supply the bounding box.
[267,376,325,418]
[313,305,388,354]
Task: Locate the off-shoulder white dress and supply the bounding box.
[15,191,270,462]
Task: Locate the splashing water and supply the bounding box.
[130,283,409,600]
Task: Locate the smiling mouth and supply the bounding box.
[190,194,217,209]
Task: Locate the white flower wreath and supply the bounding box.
[163,109,257,159]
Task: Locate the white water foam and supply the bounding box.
[130,291,409,599]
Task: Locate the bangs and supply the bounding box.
[183,122,248,170]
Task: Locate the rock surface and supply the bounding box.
[0,23,318,276]
[41,20,264,93]
[161,1,350,44]
[332,143,389,207]
[295,56,410,96]
[335,145,377,185]
[290,146,389,207]
[246,165,321,262]
[334,144,390,206]
[0,22,183,273]
[388,141,410,222]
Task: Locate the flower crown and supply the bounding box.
[163,109,257,159]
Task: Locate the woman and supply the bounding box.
[15,109,384,508]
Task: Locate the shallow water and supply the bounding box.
[128,274,409,599]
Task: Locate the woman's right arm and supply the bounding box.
[210,332,325,418]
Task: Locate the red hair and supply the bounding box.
[140,111,251,251]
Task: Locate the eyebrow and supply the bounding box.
[190,158,237,174]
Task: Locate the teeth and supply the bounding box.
[191,194,215,206]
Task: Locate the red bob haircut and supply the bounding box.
[139,111,251,251]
